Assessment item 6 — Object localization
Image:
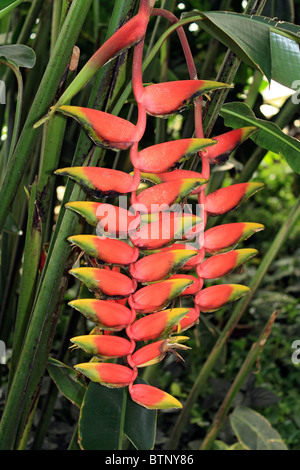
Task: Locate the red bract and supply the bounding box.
[65,201,140,236]
[128,278,194,313]
[57,106,140,150]
[128,308,190,341]
[69,267,137,299]
[201,127,258,165]
[151,244,205,270]
[175,307,200,332]
[204,222,265,254]
[74,363,137,388]
[56,167,138,197]
[81,10,149,81]
[132,138,216,173]
[69,298,132,331]
[68,235,139,265]
[70,335,132,358]
[129,384,182,410]
[195,284,250,312]
[131,337,189,367]
[197,249,258,279]
[140,169,206,195]
[140,80,231,117]
[130,212,202,250]
[169,274,203,295]
[129,249,198,283]
[133,178,207,211]
[205,182,264,216]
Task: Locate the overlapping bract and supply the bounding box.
[54,0,263,411]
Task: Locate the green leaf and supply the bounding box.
[182,11,300,88]
[270,31,300,88]
[79,383,123,450]
[220,102,300,175]
[0,45,36,68]
[79,379,157,450]
[228,442,247,450]
[3,212,23,235]
[47,358,87,408]
[125,388,157,450]
[0,0,24,20]
[230,407,288,450]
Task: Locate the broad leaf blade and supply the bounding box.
[78,378,157,450]
[0,0,24,20]
[0,45,36,68]
[79,383,123,450]
[230,407,288,450]
[220,102,300,174]
[47,358,86,408]
[200,11,272,80]
[182,11,300,87]
[270,31,300,88]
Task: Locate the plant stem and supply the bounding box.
[166,194,300,450]
[0,0,94,236]
[7,180,42,391]
[0,59,23,164]
[200,310,278,450]
[51,0,63,53]
[118,388,128,450]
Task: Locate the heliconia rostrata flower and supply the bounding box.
[53,0,264,410]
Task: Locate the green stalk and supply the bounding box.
[37,114,67,230]
[245,70,263,109]
[0,237,77,449]
[0,59,23,164]
[8,180,42,391]
[0,0,94,236]
[167,195,300,450]
[118,388,128,450]
[68,425,80,450]
[200,311,278,450]
[37,53,79,242]
[7,1,75,392]
[17,0,45,45]
[51,0,63,53]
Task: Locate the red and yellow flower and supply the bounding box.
[52,0,263,411]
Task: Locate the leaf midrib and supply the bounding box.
[221,105,300,154]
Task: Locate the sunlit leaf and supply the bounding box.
[220,102,300,174]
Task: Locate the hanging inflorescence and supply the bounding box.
[53,0,264,410]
